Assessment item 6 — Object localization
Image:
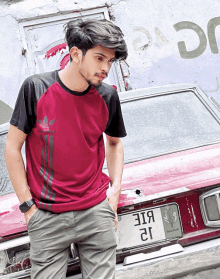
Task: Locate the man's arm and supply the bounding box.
[105,135,124,231]
[5,125,38,224]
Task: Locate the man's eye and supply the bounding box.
[97,57,103,61]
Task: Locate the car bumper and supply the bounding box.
[2,237,220,279]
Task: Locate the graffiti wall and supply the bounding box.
[112,0,220,102]
[0,0,220,116]
[127,16,220,101]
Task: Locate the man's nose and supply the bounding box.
[101,63,111,73]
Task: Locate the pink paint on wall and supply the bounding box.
[44,43,68,59]
[60,53,70,69]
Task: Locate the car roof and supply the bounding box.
[119,83,198,101]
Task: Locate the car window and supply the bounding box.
[0,133,15,196]
[0,100,13,126]
[0,128,26,196]
[0,100,14,196]
[121,91,220,162]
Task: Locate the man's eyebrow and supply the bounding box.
[95,53,107,57]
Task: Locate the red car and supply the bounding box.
[1,84,220,278]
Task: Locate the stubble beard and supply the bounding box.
[79,67,102,87]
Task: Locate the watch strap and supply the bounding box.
[26,199,35,207]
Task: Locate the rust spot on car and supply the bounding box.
[186,198,198,228]
[0,211,10,217]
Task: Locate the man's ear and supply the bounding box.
[70,46,82,63]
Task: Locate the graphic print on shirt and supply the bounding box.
[39,134,56,211]
[38,116,55,134]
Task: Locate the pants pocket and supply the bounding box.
[105,198,116,216]
[27,209,41,231]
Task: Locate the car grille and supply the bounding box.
[199,187,220,227]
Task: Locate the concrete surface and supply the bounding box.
[177,267,220,279]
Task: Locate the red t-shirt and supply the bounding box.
[10,70,126,213]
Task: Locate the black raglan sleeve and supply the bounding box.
[10,77,37,134]
[104,88,127,138]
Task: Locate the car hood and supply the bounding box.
[0,193,26,238]
[1,143,220,238]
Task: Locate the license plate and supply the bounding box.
[116,203,183,250]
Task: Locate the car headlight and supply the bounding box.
[0,250,8,274]
[0,236,31,275]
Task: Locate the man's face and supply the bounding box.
[78,45,116,86]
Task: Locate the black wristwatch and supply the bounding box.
[19,199,35,213]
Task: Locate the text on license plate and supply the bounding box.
[116,203,182,250]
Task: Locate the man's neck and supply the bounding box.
[58,64,89,92]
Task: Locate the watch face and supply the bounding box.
[19,202,30,213]
[19,199,35,213]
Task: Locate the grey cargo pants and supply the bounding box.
[27,198,117,279]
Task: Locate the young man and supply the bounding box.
[5,19,128,279]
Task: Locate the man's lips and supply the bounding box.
[96,74,107,80]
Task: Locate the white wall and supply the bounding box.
[1,0,220,110]
[118,0,220,101]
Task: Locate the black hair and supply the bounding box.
[64,18,128,61]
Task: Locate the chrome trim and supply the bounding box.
[123,244,183,265]
[70,243,79,258]
[0,269,31,279]
[116,239,178,255]
[120,88,195,104]
[0,122,9,135]
[0,236,30,251]
[199,187,220,227]
[118,84,197,103]
[210,96,220,111]
[193,88,220,124]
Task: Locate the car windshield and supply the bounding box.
[121,90,220,162]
